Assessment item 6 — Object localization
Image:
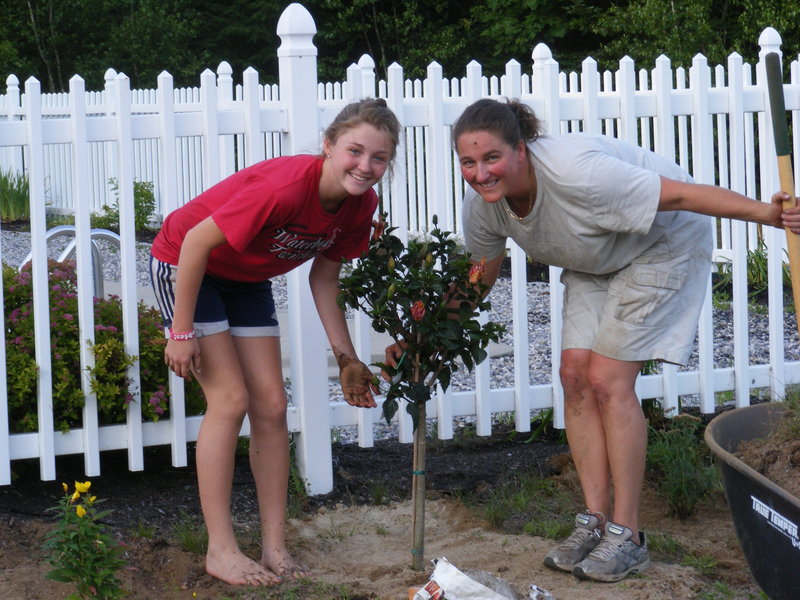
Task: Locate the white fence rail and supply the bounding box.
[1,3,800,494]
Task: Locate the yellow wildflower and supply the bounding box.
[88,496,97,505]
[71,490,80,503]
[61,482,68,493]
[74,481,91,494]
[76,505,86,518]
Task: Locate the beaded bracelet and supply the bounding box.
[169,329,196,341]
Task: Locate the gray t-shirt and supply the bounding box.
[462,133,712,275]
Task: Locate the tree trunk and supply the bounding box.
[411,400,427,570]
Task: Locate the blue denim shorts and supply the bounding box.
[149,256,280,338]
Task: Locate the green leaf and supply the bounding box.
[406,382,432,404]
[405,400,420,431]
[382,397,399,426]
[46,569,77,583]
[439,368,451,392]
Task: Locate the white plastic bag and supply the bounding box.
[412,557,556,600]
[413,557,512,600]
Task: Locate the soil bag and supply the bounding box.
[412,557,556,600]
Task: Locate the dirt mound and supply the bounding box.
[0,431,763,599]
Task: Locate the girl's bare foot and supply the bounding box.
[206,547,281,586]
[262,546,308,579]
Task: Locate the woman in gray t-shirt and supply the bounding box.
[451,98,799,583]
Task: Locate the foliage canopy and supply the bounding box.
[1,0,798,92]
[337,214,504,428]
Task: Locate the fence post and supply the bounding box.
[0,75,13,485]
[103,69,118,207]
[217,62,237,178]
[581,58,601,135]
[617,56,637,145]
[277,2,332,495]
[2,75,23,173]
[25,77,57,480]
[69,75,101,477]
[531,43,560,134]
[242,67,266,167]
[114,73,145,471]
[725,52,752,408]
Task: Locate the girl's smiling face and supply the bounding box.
[321,123,393,204]
[456,130,530,205]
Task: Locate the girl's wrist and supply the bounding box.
[169,329,196,341]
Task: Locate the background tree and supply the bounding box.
[0,0,208,91]
[0,0,798,91]
[590,0,741,68]
[308,0,472,81]
[465,0,611,74]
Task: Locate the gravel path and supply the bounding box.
[4,229,800,443]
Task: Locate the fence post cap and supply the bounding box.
[277,3,317,58]
[532,43,552,62]
[758,27,782,49]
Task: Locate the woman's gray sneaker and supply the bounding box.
[572,521,650,582]
[543,512,603,572]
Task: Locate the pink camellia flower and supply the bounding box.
[411,300,426,322]
[468,257,487,284]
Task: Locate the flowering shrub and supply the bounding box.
[337,213,505,427]
[3,259,205,433]
[338,213,505,570]
[44,480,127,600]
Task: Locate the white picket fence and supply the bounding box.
[1,3,799,494]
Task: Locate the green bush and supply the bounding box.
[92,178,157,233]
[0,168,30,223]
[3,259,205,433]
[713,238,791,305]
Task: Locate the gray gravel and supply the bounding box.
[4,229,799,444]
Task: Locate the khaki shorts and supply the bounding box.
[560,243,712,366]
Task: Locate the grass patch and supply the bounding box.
[130,519,156,539]
[645,531,686,559]
[647,413,720,518]
[231,578,361,599]
[172,512,208,555]
[287,435,309,519]
[682,553,718,576]
[695,581,769,600]
[317,518,356,542]
[467,469,582,537]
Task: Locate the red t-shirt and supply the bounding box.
[151,155,378,281]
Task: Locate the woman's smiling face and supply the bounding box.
[456,130,529,204]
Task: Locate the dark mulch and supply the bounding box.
[0,426,568,532]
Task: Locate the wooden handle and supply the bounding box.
[765,52,800,335]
